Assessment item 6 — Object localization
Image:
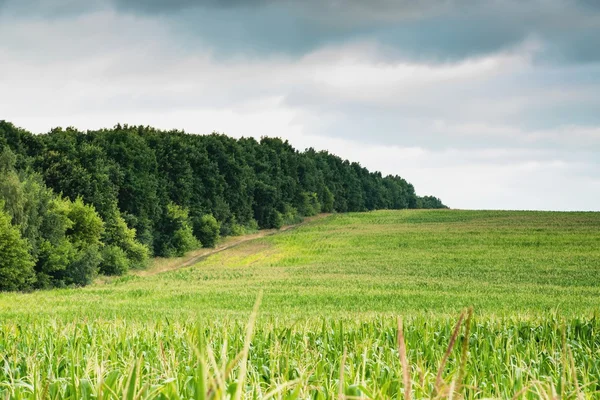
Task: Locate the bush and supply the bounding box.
[99,245,130,276]
[125,241,150,270]
[155,203,199,257]
[321,187,334,213]
[64,245,101,287]
[62,197,104,248]
[281,205,303,226]
[196,214,220,248]
[103,205,150,269]
[246,219,259,232]
[172,226,198,256]
[296,192,321,217]
[268,210,283,230]
[35,238,75,289]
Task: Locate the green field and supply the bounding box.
[1,210,600,398]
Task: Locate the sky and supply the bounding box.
[1,0,599,211]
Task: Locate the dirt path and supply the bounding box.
[134,213,331,277]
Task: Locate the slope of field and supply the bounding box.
[1,210,600,398]
[2,210,599,319]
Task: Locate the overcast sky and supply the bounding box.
[1,0,599,210]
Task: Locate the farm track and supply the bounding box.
[135,213,331,277]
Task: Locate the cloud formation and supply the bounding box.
[0,0,599,210]
[105,0,600,63]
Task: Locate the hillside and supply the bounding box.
[0,121,445,291]
[2,209,599,319]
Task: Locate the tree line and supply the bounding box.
[0,121,446,291]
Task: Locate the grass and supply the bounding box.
[1,210,599,398]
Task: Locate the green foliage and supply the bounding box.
[268,209,283,230]
[320,186,335,213]
[418,195,448,209]
[52,197,104,286]
[35,236,74,289]
[218,214,243,236]
[124,240,150,270]
[103,204,150,269]
[64,245,101,286]
[195,214,220,248]
[5,122,442,251]
[228,218,259,236]
[0,205,35,291]
[281,204,303,226]
[99,245,130,276]
[171,226,197,256]
[252,180,280,229]
[60,197,104,249]
[296,191,320,216]
[156,202,199,257]
[0,145,149,290]
[0,148,25,225]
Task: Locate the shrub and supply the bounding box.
[268,210,283,230]
[125,241,150,270]
[64,245,101,287]
[281,205,303,226]
[155,203,199,257]
[172,226,198,256]
[103,205,150,269]
[196,214,220,248]
[99,245,130,276]
[296,191,321,216]
[321,187,334,213]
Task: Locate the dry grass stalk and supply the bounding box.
[434,310,466,395]
[397,317,411,400]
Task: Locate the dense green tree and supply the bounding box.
[195,214,220,248]
[0,144,150,289]
[296,191,320,217]
[319,186,334,213]
[252,181,280,229]
[0,205,35,291]
[64,246,101,286]
[102,204,150,269]
[54,197,104,286]
[418,196,448,209]
[99,245,130,276]
[89,126,160,247]
[155,203,199,257]
[61,197,104,249]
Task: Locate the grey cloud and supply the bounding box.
[158,0,600,64]
[112,0,272,13]
[0,0,105,17]
[576,0,600,10]
[2,0,600,64]
[109,0,445,16]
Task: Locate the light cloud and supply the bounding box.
[0,1,599,210]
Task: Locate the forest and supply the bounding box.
[0,120,446,291]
